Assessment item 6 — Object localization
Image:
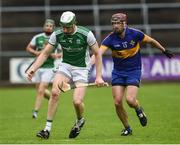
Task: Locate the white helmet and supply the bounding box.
[59,11,76,27]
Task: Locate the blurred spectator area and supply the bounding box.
[0,0,180,81]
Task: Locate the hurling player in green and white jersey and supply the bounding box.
[26,11,105,139]
[26,19,61,119]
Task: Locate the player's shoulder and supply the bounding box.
[103,32,114,41]
[33,32,45,38]
[77,26,91,36]
[107,32,114,37]
[77,26,90,32]
[54,29,63,35]
[127,27,144,35]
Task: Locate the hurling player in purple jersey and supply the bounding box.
[97,13,174,136]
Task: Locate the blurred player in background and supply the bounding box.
[96,12,174,136]
[26,11,105,139]
[26,19,61,119]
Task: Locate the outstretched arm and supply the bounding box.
[143,34,174,58]
[26,43,54,81]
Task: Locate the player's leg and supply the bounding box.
[69,86,86,138]
[47,73,69,120]
[32,70,40,118]
[33,68,54,118]
[42,68,55,100]
[33,82,49,118]
[69,68,88,138]
[126,69,147,127]
[36,73,70,139]
[36,63,71,139]
[73,85,86,120]
[125,85,139,108]
[126,85,147,126]
[111,69,132,136]
[112,86,132,136]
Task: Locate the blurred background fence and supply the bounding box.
[0,0,180,84]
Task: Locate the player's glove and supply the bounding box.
[163,49,174,59]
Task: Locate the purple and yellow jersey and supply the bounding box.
[101,27,147,71]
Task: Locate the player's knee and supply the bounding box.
[51,88,59,101]
[126,96,136,108]
[37,89,45,96]
[73,98,82,107]
[114,97,123,107]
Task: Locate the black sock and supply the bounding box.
[126,126,132,131]
[135,106,141,112]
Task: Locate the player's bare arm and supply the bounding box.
[26,43,54,81]
[143,34,174,58]
[99,45,108,54]
[26,43,41,56]
[142,34,166,52]
[90,42,105,86]
[90,45,108,65]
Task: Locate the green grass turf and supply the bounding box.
[0,83,180,144]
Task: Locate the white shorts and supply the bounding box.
[57,62,91,83]
[32,68,54,83]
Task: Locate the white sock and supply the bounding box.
[77,117,84,126]
[44,120,52,132]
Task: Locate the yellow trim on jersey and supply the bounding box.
[112,43,140,58]
[142,34,148,42]
[100,45,108,51]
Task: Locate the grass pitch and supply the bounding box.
[0,83,180,144]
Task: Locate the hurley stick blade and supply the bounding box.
[58,82,71,92]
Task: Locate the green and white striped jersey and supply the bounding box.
[49,26,97,67]
[30,33,60,68]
